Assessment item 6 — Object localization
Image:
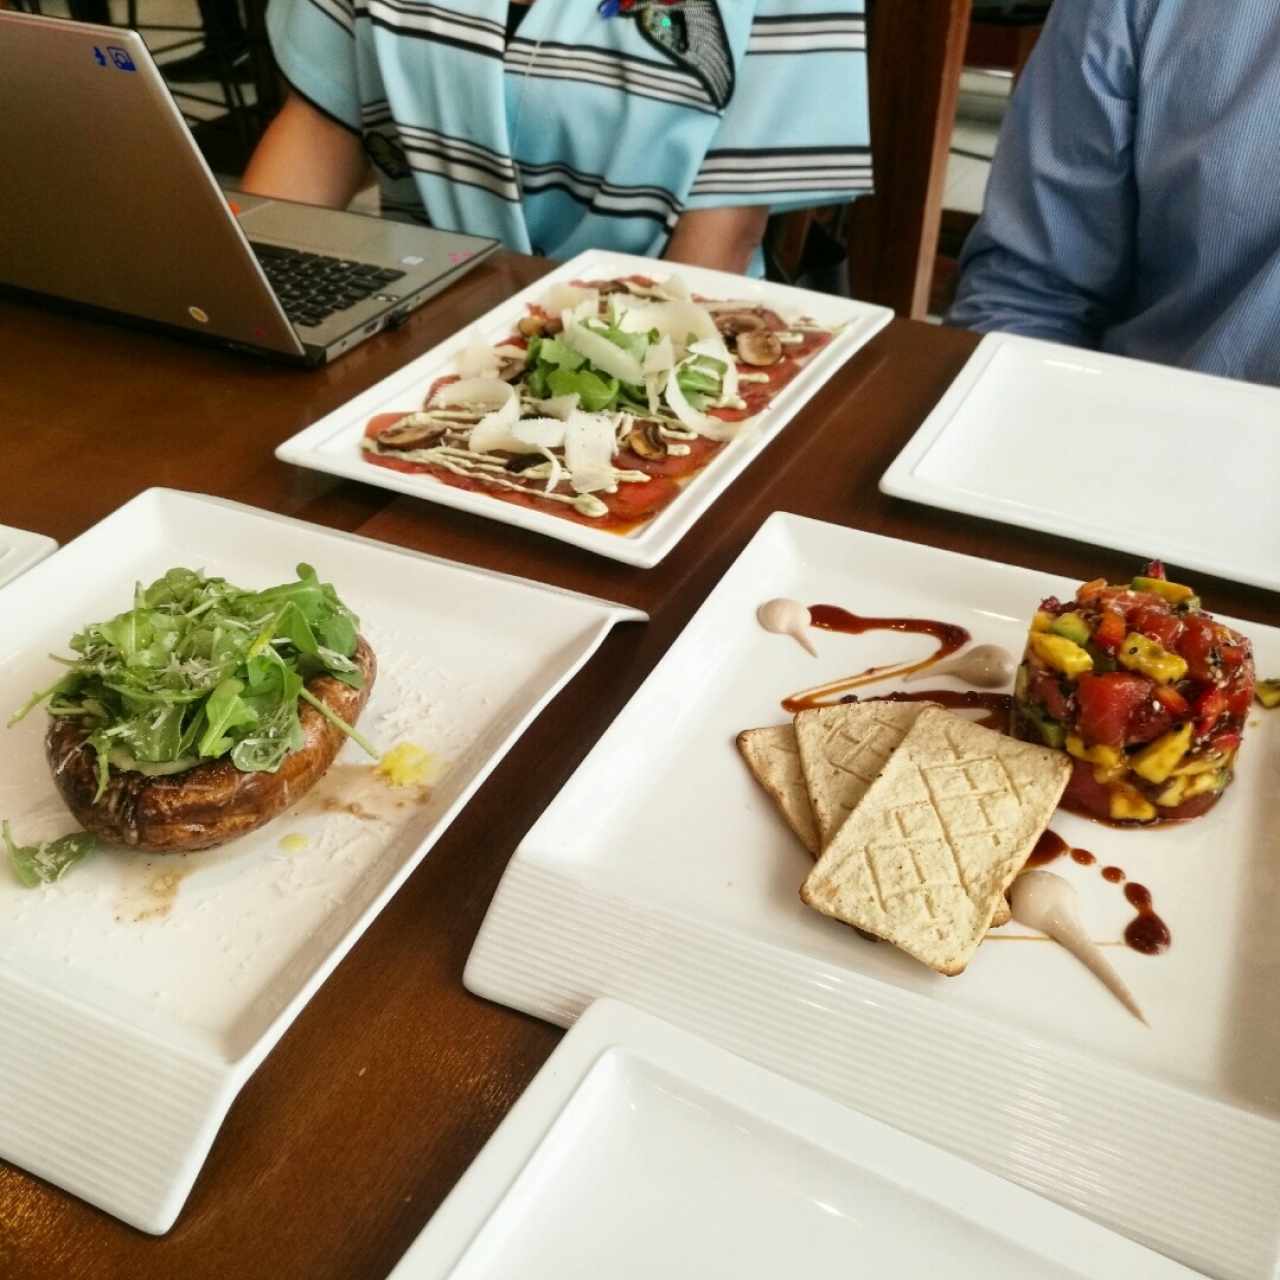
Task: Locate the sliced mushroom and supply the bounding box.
[517,314,547,339]
[715,311,766,338]
[505,453,545,474]
[375,414,449,451]
[497,355,527,382]
[626,420,668,461]
[736,330,783,367]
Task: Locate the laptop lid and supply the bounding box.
[0,13,500,364]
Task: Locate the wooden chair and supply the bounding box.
[931,3,1050,312]
[846,0,974,319]
[966,1,1050,83]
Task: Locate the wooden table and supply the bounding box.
[2,256,1275,1280]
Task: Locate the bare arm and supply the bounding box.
[240,91,370,209]
[664,206,770,275]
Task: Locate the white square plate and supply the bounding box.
[880,332,1280,592]
[275,250,891,567]
[390,1000,1195,1280]
[0,489,641,1233]
[0,522,56,588]
[466,512,1280,1280]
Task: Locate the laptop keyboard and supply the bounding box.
[250,243,406,329]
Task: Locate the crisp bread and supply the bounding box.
[736,725,820,856]
[794,701,938,849]
[800,707,1070,975]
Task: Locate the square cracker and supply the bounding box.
[800,707,1069,975]
[794,701,937,848]
[736,726,820,856]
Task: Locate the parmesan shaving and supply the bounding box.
[433,378,514,409]
[456,344,501,379]
[564,412,618,493]
[512,418,568,450]
[562,318,646,385]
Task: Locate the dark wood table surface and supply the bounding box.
[2,255,1275,1280]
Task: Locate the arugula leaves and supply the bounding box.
[522,323,722,415]
[3,821,97,888]
[10,563,371,800]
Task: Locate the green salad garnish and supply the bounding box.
[3,821,98,888]
[520,324,728,415]
[9,564,374,801]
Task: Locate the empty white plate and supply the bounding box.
[880,332,1280,591]
[390,1000,1194,1279]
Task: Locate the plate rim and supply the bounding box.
[0,521,57,591]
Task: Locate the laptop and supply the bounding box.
[0,12,500,365]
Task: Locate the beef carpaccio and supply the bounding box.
[361,274,838,533]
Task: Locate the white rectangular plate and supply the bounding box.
[0,522,56,589]
[466,512,1280,1280]
[880,332,1280,592]
[0,488,642,1233]
[390,999,1195,1280]
[275,250,891,568]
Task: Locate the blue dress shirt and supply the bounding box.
[949,0,1280,386]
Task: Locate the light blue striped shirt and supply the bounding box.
[949,0,1280,387]
[266,1,871,269]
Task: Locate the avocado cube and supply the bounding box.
[1183,769,1227,799]
[1132,575,1196,604]
[1022,704,1065,748]
[1116,632,1188,683]
[1049,611,1091,646]
[1066,733,1123,768]
[1029,632,1094,677]
[1131,722,1194,783]
[1109,784,1157,822]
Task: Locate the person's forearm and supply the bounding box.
[241,92,370,209]
[665,206,770,275]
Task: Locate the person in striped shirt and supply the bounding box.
[243,0,870,276]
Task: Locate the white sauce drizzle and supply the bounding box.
[1009,870,1147,1025]
[361,438,614,517]
[904,643,1017,689]
[757,598,817,657]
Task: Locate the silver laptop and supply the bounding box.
[0,13,500,364]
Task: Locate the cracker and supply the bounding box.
[801,707,1070,975]
[736,725,820,856]
[794,701,937,849]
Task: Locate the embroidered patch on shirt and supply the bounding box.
[636,1,735,111]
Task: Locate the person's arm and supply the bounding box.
[948,0,1141,347]
[240,91,370,209]
[664,206,771,275]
